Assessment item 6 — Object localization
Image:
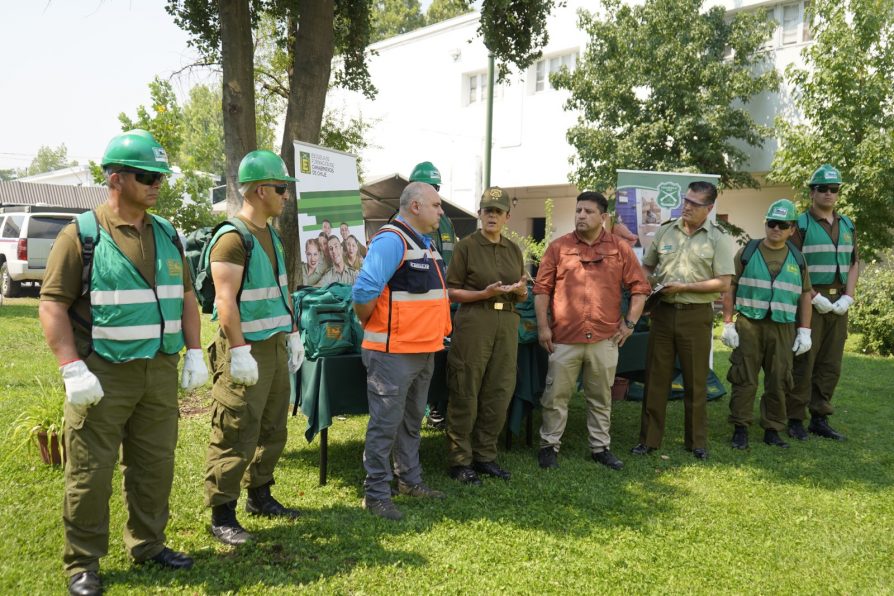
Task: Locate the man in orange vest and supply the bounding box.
[352,182,452,520]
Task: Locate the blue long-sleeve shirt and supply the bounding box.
[352,216,432,304]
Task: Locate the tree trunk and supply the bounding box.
[220,0,258,215]
[279,0,336,288]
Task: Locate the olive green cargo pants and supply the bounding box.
[787,306,848,421]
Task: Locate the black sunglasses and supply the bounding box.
[120,168,165,186]
[766,220,793,230]
[813,184,840,194]
[430,183,441,192]
[259,183,289,195]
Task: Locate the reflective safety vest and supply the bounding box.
[798,212,854,285]
[209,222,292,342]
[735,243,803,323]
[76,211,185,362]
[362,220,451,353]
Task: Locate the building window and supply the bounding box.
[534,51,577,93]
[782,3,801,45]
[759,1,813,50]
[465,72,503,105]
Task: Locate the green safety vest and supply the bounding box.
[735,246,803,323]
[77,212,185,362]
[799,213,854,285]
[209,222,292,341]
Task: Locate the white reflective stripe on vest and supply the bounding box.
[808,264,841,273]
[240,286,283,301]
[441,243,454,251]
[773,281,803,294]
[736,297,770,309]
[93,324,161,341]
[391,289,446,302]
[90,288,155,306]
[769,301,798,314]
[164,320,182,334]
[404,248,428,260]
[156,284,184,300]
[801,244,837,254]
[278,274,288,286]
[738,277,772,290]
[241,314,292,334]
[364,330,388,343]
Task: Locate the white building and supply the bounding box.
[327,0,817,240]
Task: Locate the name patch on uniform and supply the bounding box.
[787,264,800,274]
[409,262,430,271]
[167,259,182,276]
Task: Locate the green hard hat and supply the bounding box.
[101,129,173,174]
[238,150,297,184]
[765,199,798,221]
[409,161,441,186]
[809,164,842,186]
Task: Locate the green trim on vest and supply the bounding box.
[208,221,292,341]
[735,244,803,323]
[799,212,854,285]
[76,211,185,362]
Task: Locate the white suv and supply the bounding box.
[0,206,82,297]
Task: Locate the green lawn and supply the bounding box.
[1,297,892,594]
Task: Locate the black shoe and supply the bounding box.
[787,419,809,441]
[538,446,558,469]
[68,571,103,596]
[449,465,482,485]
[139,547,194,570]
[808,415,846,441]
[246,481,300,518]
[472,460,511,480]
[591,449,624,470]
[210,501,254,546]
[731,425,749,450]
[692,448,708,460]
[630,443,656,455]
[763,429,790,449]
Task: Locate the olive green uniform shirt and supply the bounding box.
[446,230,525,301]
[730,243,812,293]
[209,215,277,268]
[643,217,735,303]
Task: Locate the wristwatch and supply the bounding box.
[624,318,636,330]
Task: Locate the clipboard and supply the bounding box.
[643,283,666,315]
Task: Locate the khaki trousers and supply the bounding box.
[787,306,847,420]
[62,352,179,576]
[539,340,618,453]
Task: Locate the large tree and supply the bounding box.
[426,0,473,24]
[554,0,778,192]
[371,0,425,42]
[25,144,78,176]
[770,0,894,259]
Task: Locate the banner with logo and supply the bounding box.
[615,169,721,255]
[293,141,365,287]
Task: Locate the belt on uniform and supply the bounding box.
[660,301,711,310]
[816,287,842,297]
[468,301,515,312]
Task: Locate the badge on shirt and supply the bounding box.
[409,261,430,271]
[167,259,182,276]
[787,264,799,275]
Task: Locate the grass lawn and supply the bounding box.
[1,297,892,594]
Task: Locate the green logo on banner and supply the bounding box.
[300,151,311,175]
[656,182,682,209]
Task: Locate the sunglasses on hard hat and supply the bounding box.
[259,183,289,195]
[765,220,793,230]
[813,184,840,194]
[120,168,165,186]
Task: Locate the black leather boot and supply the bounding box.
[246,481,300,518]
[210,500,253,546]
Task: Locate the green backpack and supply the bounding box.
[292,283,359,359]
[515,282,538,344]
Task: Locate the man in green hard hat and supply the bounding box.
[40,129,208,595]
[785,164,858,442]
[722,199,813,450]
[203,149,305,546]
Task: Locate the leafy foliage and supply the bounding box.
[554,0,778,192]
[849,252,894,356]
[426,0,473,23]
[319,109,375,182]
[24,144,78,176]
[119,77,185,163]
[370,0,425,42]
[503,198,554,265]
[479,0,559,81]
[770,0,894,259]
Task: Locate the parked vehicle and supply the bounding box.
[0,205,84,297]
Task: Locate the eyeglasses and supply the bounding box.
[259,183,289,195]
[682,196,711,208]
[120,168,165,186]
[765,220,793,230]
[813,185,840,194]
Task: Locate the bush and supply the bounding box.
[849,253,894,356]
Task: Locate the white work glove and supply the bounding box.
[229,344,259,386]
[60,360,104,408]
[792,327,812,356]
[811,293,834,314]
[287,331,305,374]
[831,294,854,316]
[180,348,209,391]
[721,322,739,349]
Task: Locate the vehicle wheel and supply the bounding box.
[1,262,22,298]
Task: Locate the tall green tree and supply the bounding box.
[371,0,425,42]
[119,78,184,162]
[25,144,78,176]
[770,0,894,259]
[426,0,473,24]
[554,0,778,192]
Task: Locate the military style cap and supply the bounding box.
[480,186,511,212]
[766,199,798,222]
